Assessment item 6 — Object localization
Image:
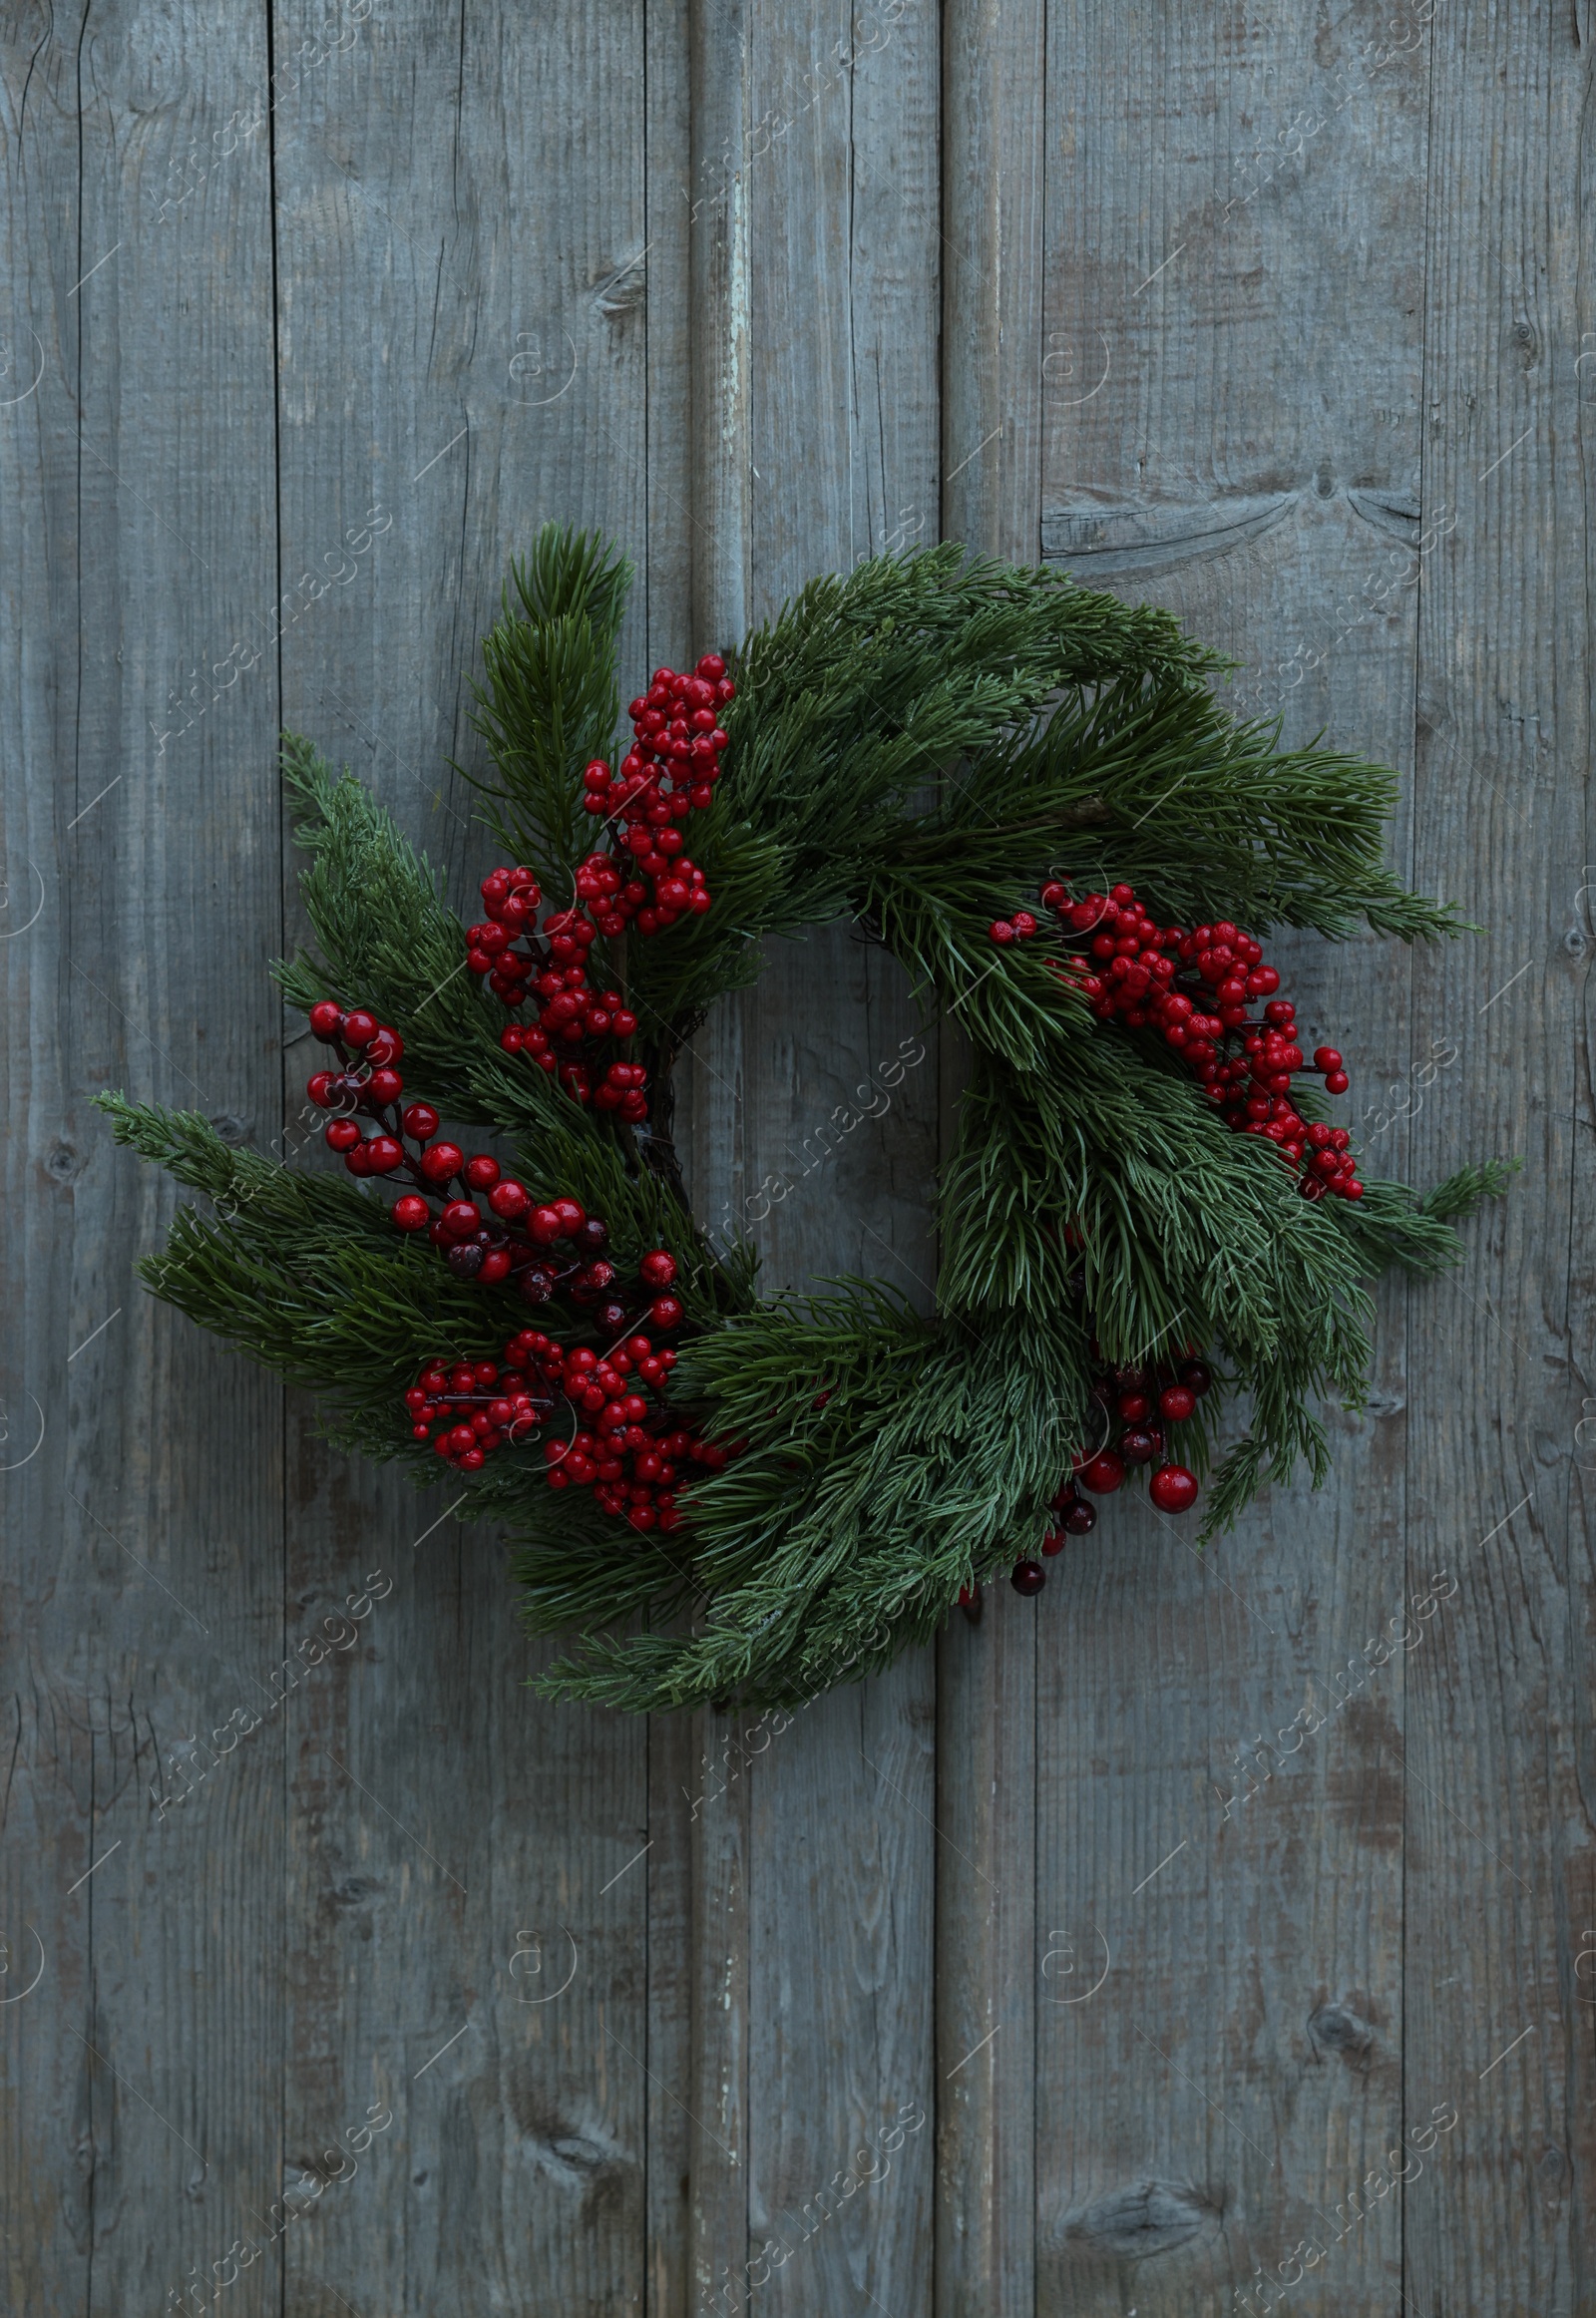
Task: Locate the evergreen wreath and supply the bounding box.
[102,527,1511,1715]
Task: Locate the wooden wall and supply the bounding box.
[1,3,1590,2312]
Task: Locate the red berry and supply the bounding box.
[325,1119,361,1153]
[419,1142,464,1185]
[1179,1359,1212,1397]
[441,1199,481,1238]
[1118,1427,1157,1465]
[366,1066,403,1106]
[342,1009,378,1048]
[639,1250,677,1290]
[1158,1384,1197,1423]
[464,1154,501,1190]
[1077,1449,1125,1495]
[402,1102,440,1142]
[393,1195,430,1231]
[1062,1498,1096,1535]
[1313,1047,1343,1073]
[529,1206,564,1246]
[308,999,344,1041]
[1325,1069,1350,1095]
[489,1180,530,1220]
[1148,1463,1199,1514]
[363,1136,404,1174]
[648,1295,683,1332]
[553,1198,586,1235]
[1040,1531,1066,1557]
[1010,1559,1046,1596]
[990,921,1016,945]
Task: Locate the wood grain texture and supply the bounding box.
[681,11,757,2308]
[3,3,1591,2313]
[646,14,700,2313]
[1035,7,1433,2313]
[1404,9,1594,2314]
[684,7,944,2316]
[1,6,290,2314]
[937,2,1046,2313]
[268,5,656,2314]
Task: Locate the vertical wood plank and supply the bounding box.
[681,12,756,2310]
[743,0,943,2304]
[645,9,700,2311]
[938,2,1045,2313]
[1032,9,1434,2312]
[941,0,1046,555]
[688,0,753,650]
[269,2,654,2308]
[1406,9,1594,2313]
[1,17,95,2308]
[0,6,288,2315]
[678,4,945,2315]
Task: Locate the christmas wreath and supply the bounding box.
[102,529,1510,1714]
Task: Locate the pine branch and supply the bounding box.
[892,677,1462,942]
[535,1307,1081,1711]
[94,1097,507,1460]
[1323,1158,1519,1277]
[464,523,633,887]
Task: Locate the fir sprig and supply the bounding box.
[465,527,633,885]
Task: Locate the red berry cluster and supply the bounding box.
[306,1004,414,1178]
[1006,1334,1209,1597]
[462,654,733,1115]
[993,881,1362,1203]
[466,866,647,1117]
[406,1352,553,1467]
[304,1005,690,1320]
[580,653,734,939]
[406,1308,730,1532]
[535,1334,731,1529]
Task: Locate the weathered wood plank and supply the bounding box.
[937,1,1046,2310]
[675,5,946,2315]
[1405,9,1594,2314]
[0,18,96,2311]
[0,6,289,2315]
[643,9,700,2312]
[268,2,654,2309]
[679,9,758,2308]
[1033,8,1436,2311]
[743,0,943,2305]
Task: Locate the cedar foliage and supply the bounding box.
[99,528,1511,1714]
